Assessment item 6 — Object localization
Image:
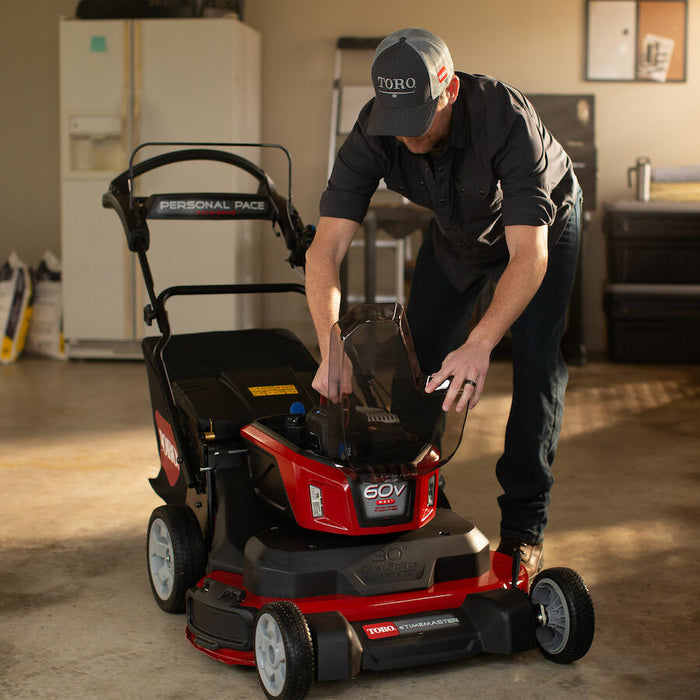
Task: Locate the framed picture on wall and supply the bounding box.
[585,0,687,82]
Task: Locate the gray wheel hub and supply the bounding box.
[148,517,175,601]
[531,577,571,654]
[255,612,287,696]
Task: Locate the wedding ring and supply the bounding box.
[464,379,477,388]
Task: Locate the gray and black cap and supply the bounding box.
[368,28,454,137]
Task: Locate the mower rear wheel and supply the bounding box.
[146,505,206,614]
[530,567,595,664]
[254,601,314,700]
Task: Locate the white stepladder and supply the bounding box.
[328,36,419,312]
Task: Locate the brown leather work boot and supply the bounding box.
[497,538,544,581]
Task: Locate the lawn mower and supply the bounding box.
[103,143,594,700]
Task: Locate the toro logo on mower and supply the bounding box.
[362,622,399,640]
[154,411,180,487]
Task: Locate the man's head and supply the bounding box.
[368,28,457,142]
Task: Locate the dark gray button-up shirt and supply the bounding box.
[320,72,578,292]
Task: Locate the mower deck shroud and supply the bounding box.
[187,558,536,680]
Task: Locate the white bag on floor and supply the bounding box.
[25,251,66,360]
[0,251,33,364]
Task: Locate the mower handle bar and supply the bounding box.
[103,143,312,267]
[127,141,292,207]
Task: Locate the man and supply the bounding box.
[304,27,581,580]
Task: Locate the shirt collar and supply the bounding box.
[448,74,468,150]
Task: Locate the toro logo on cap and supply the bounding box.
[376,76,417,95]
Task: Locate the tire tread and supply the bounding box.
[255,601,314,699]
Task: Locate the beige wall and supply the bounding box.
[0,0,75,266]
[1,0,698,353]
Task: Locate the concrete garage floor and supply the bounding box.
[1,357,699,699]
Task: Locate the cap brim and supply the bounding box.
[366,96,439,137]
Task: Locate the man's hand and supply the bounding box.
[425,337,491,412]
[312,354,353,403]
[311,357,331,398]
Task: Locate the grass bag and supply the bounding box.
[26,251,66,360]
[0,251,34,364]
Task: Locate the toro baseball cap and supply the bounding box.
[367,28,454,137]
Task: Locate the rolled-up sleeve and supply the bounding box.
[493,101,558,230]
[320,104,386,223]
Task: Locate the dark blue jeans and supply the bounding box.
[406,194,582,544]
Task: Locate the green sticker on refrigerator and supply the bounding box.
[90,36,107,52]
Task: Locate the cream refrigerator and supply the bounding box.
[59,16,261,358]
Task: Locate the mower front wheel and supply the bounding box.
[530,567,595,664]
[254,601,314,700]
[146,505,206,614]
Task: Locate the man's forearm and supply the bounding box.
[305,255,343,361]
[304,216,359,359]
[468,224,548,351]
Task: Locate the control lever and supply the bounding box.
[425,375,451,392]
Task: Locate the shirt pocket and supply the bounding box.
[458,177,503,210]
[457,178,504,246]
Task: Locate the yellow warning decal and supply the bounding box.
[248,384,299,397]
